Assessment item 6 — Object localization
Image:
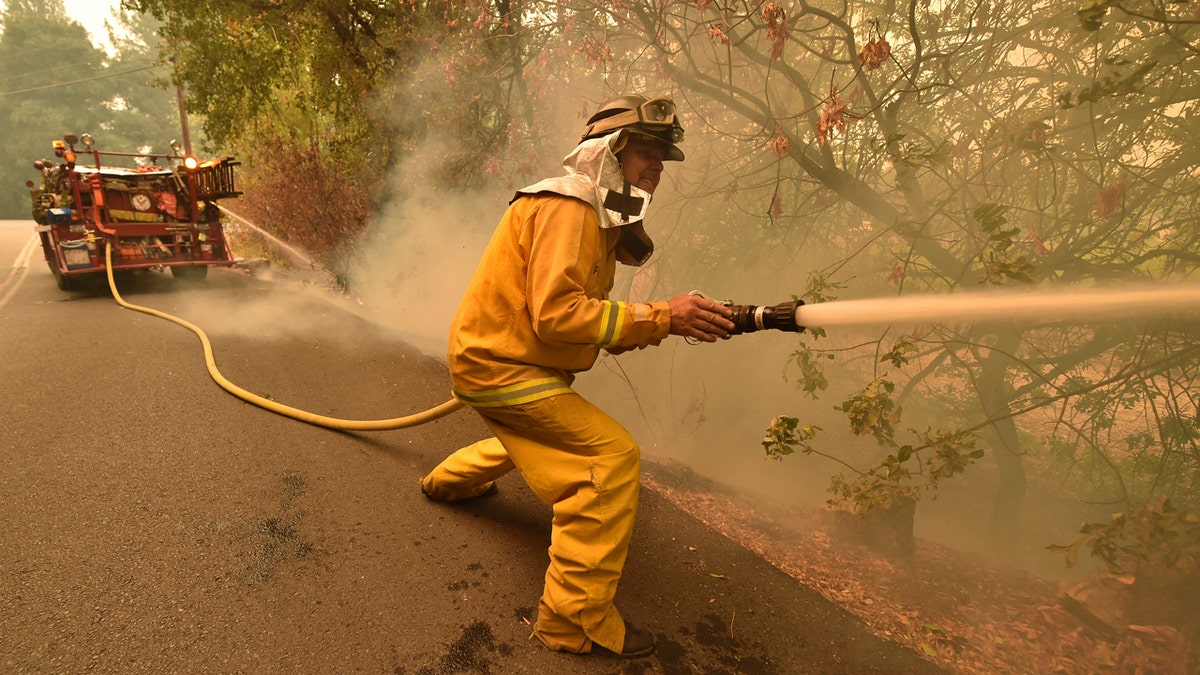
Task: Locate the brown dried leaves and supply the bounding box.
[1095,181,1126,218]
[817,90,850,146]
[858,35,892,71]
[575,36,612,65]
[768,125,792,158]
[709,22,731,46]
[858,20,892,71]
[761,3,788,60]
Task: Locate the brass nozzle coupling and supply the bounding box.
[724,299,806,335]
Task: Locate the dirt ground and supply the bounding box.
[640,459,1198,674]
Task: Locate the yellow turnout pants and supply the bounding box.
[419,392,639,654]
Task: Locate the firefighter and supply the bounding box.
[419,94,735,658]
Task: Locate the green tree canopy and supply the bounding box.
[0,0,183,217]
[119,0,571,273]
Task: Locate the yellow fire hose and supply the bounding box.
[105,244,465,431]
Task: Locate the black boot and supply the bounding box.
[590,622,655,658]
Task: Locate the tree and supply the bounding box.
[562,0,1200,565]
[119,0,548,276]
[0,0,110,217]
[98,7,184,154]
[0,0,186,217]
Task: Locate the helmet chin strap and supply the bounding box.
[602,178,643,223]
[614,133,632,222]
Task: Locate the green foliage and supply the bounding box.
[804,270,847,306]
[0,0,177,216]
[119,0,564,259]
[1050,497,1200,574]
[124,0,397,153]
[925,428,987,480]
[829,471,915,516]
[973,202,1035,285]
[764,372,984,515]
[880,336,918,369]
[761,415,819,461]
[785,344,832,398]
[825,428,984,516]
[839,377,901,444]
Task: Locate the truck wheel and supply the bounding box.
[171,266,208,282]
[49,262,75,291]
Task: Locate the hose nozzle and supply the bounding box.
[724,299,806,334]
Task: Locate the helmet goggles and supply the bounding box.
[604,97,684,143]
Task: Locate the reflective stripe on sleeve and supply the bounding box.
[595,300,627,346]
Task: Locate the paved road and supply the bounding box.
[0,220,940,674]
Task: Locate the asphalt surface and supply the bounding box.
[0,220,941,673]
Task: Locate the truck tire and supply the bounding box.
[49,262,76,291]
[171,266,208,282]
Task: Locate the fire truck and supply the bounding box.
[28,133,241,291]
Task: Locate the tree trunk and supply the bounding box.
[976,332,1028,548]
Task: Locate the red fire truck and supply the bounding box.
[29,133,241,291]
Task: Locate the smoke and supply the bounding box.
[346,67,597,357]
[347,155,499,356]
[579,332,864,504]
[161,277,383,351]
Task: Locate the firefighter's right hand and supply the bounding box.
[668,293,735,343]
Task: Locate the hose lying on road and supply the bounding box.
[105,244,465,431]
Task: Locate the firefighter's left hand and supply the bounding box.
[668,293,735,342]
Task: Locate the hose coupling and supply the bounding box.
[723,299,806,335]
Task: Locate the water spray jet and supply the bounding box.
[727,287,1200,333]
[792,286,1200,329]
[218,204,329,279]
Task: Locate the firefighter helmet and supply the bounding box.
[580,95,685,161]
